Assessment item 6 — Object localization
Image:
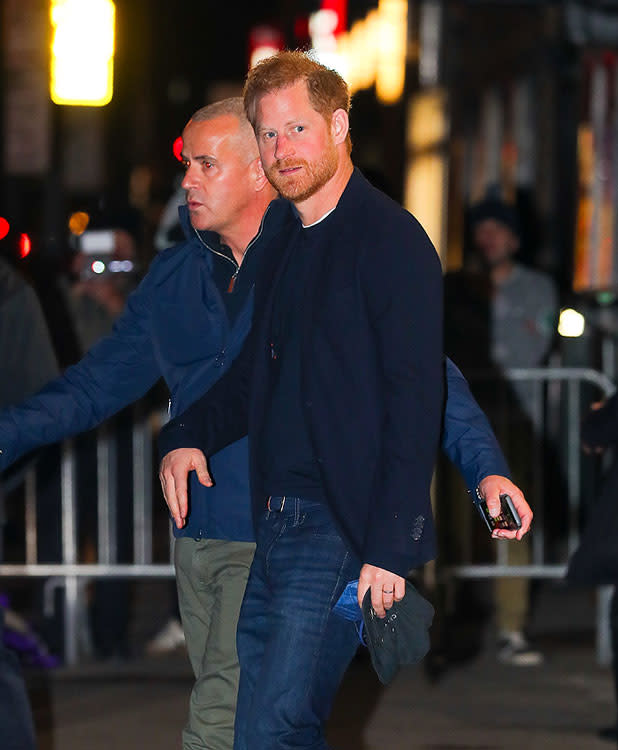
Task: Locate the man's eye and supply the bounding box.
[182,160,190,170]
[202,161,213,169]
[263,132,275,140]
[294,125,304,133]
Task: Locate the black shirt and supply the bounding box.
[260,219,327,500]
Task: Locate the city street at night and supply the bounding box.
[6,2,618,749]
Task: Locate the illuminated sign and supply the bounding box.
[50,0,115,106]
[310,0,407,104]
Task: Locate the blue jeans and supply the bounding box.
[234,497,361,750]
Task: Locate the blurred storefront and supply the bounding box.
[402,1,618,379]
[4,1,618,372]
[408,3,561,272]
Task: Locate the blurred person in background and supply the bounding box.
[0,252,59,749]
[65,226,138,346]
[444,194,557,666]
[55,213,143,662]
[153,179,185,252]
[0,95,532,750]
[568,394,618,743]
[0,256,59,408]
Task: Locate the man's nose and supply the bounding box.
[274,134,292,161]
[181,166,196,189]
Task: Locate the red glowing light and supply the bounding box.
[0,217,9,241]
[321,0,347,34]
[18,233,31,258]
[294,16,310,41]
[248,25,284,68]
[173,136,183,162]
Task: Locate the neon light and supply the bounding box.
[309,0,407,104]
[173,137,183,162]
[19,234,32,259]
[50,0,115,106]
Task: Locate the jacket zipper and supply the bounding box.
[192,203,272,291]
[227,268,239,293]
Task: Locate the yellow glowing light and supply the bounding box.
[408,92,448,150]
[405,153,447,260]
[341,13,379,93]
[558,308,586,338]
[50,0,115,106]
[68,211,90,236]
[376,0,407,104]
[309,0,407,104]
[405,91,448,261]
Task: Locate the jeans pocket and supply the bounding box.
[332,579,362,622]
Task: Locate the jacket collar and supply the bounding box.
[177,198,294,257]
[178,203,222,253]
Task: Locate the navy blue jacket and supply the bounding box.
[159,170,509,574]
[0,200,288,541]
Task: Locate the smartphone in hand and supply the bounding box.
[475,493,522,532]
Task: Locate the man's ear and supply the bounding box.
[252,157,269,191]
[331,109,349,146]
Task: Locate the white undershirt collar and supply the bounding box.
[302,206,336,229]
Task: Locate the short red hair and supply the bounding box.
[243,50,352,153]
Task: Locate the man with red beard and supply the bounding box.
[159,52,529,750]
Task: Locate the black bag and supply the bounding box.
[567,461,618,585]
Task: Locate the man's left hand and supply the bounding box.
[358,563,406,618]
[477,474,532,540]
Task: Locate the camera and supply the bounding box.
[78,230,135,279]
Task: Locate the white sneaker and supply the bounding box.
[497,630,543,666]
[146,618,186,654]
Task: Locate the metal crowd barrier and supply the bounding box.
[443,367,616,665]
[0,369,615,665]
[0,404,174,666]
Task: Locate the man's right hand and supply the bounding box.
[159,449,212,529]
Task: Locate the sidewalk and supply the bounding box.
[25,581,616,749]
[27,640,615,750]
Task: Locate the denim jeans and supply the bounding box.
[234,497,361,750]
